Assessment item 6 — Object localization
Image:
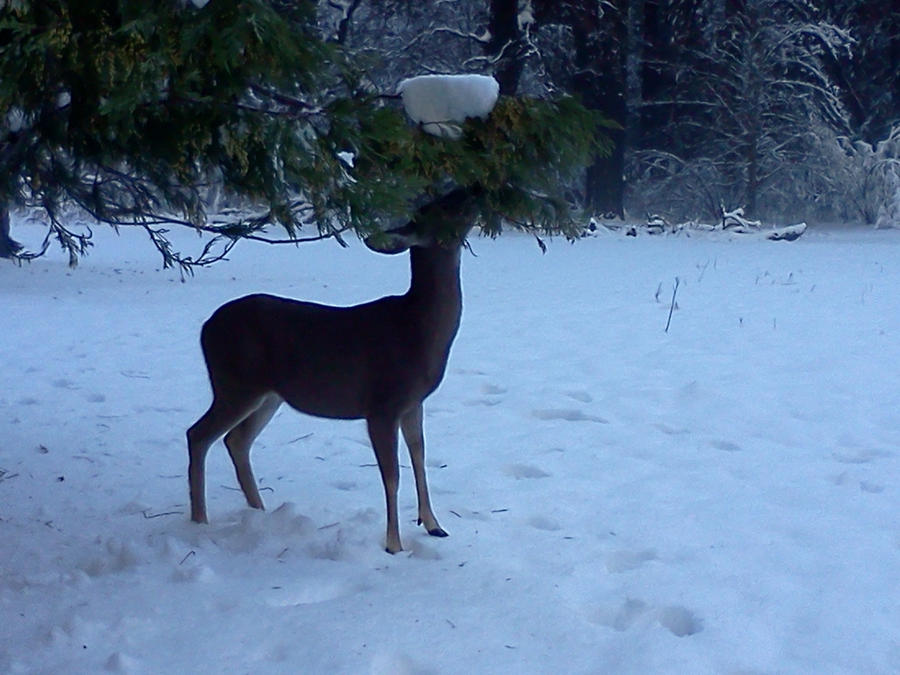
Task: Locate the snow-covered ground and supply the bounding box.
[1,221,898,674]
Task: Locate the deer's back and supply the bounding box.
[200,293,451,419]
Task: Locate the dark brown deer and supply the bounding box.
[186,187,478,553]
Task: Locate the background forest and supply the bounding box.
[321,0,899,225]
[1,0,898,268]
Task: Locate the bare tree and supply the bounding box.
[630,0,852,220]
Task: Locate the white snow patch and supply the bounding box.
[6,105,26,132]
[1,220,900,673]
[337,150,355,168]
[518,0,535,32]
[397,74,499,139]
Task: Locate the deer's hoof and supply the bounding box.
[427,527,449,538]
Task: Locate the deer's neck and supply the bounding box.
[406,245,463,337]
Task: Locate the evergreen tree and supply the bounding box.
[0,0,608,271]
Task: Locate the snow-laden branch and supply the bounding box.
[398,25,492,56]
[397,74,499,139]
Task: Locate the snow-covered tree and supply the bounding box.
[804,124,900,226]
[819,0,899,145]
[629,0,854,221]
[0,0,607,270]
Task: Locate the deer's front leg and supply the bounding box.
[400,404,447,538]
[367,415,403,554]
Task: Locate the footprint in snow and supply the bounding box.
[531,408,608,423]
[605,549,658,573]
[171,564,217,584]
[463,398,502,407]
[655,423,691,436]
[453,368,488,376]
[504,463,550,480]
[104,652,141,673]
[527,515,562,531]
[461,383,507,407]
[595,600,703,637]
[331,480,357,491]
[264,579,362,607]
[565,390,593,403]
[595,598,649,631]
[710,439,742,453]
[832,449,891,464]
[657,605,703,637]
[371,651,434,675]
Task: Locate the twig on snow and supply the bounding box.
[665,277,680,333]
[142,509,183,519]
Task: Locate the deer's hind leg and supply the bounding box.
[224,393,283,510]
[187,392,269,523]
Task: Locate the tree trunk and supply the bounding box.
[571,3,626,218]
[746,138,759,216]
[0,205,22,259]
[530,0,626,216]
[892,11,900,135]
[624,0,644,154]
[331,0,362,45]
[487,0,525,95]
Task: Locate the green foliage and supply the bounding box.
[0,0,610,271]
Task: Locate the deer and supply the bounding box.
[186,186,480,553]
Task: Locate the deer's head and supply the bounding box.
[364,186,481,255]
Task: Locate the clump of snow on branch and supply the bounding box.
[5,106,26,132]
[517,0,535,32]
[397,74,499,139]
[336,151,355,168]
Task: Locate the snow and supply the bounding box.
[2,220,900,674]
[518,0,535,32]
[398,74,499,139]
[876,177,900,230]
[5,106,26,133]
[336,151,355,168]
